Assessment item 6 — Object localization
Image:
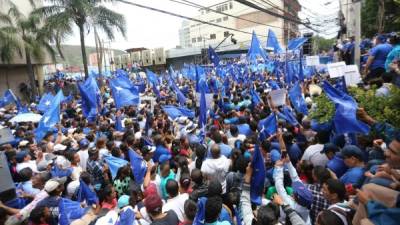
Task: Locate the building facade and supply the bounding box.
[0,0,51,99]
[177,0,301,49]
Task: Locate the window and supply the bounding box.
[209,19,215,23]
[224,31,230,37]
[223,4,228,11]
[229,2,233,9]
[192,38,196,43]
[216,6,221,12]
[197,37,202,42]
[210,34,216,39]
[223,16,228,21]
[216,18,222,23]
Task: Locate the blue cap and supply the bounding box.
[16,150,28,163]
[79,139,89,148]
[118,195,130,208]
[159,154,171,164]
[292,181,313,208]
[377,34,387,43]
[320,143,340,154]
[270,149,281,164]
[341,145,363,160]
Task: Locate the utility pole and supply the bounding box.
[353,0,361,67]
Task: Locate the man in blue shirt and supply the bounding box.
[320,143,348,178]
[339,145,365,188]
[364,35,393,83]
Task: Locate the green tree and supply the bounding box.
[34,0,127,78]
[361,0,400,38]
[0,1,58,99]
[312,36,335,54]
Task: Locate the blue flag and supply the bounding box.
[37,93,54,113]
[77,180,99,205]
[288,37,309,50]
[334,76,348,93]
[128,149,147,185]
[59,198,89,225]
[78,77,100,122]
[208,46,220,66]
[115,116,124,132]
[278,106,299,126]
[322,81,369,135]
[251,145,266,205]
[266,29,283,54]
[288,82,308,115]
[258,113,277,140]
[145,69,160,86]
[168,69,187,106]
[1,89,21,109]
[250,88,262,106]
[193,197,207,225]
[162,105,195,120]
[110,78,140,109]
[104,155,129,180]
[118,207,136,225]
[247,31,267,62]
[299,50,304,81]
[35,90,64,142]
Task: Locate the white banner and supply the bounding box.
[327,61,347,78]
[269,89,286,107]
[306,56,320,66]
[344,65,361,86]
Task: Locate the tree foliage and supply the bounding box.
[361,0,400,38]
[312,36,335,54]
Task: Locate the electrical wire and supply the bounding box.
[117,0,269,38]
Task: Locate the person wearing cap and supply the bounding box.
[145,193,179,225]
[364,34,393,83]
[35,178,66,225]
[16,150,39,173]
[339,145,366,188]
[321,143,348,178]
[87,147,108,189]
[77,138,90,171]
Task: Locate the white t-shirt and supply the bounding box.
[16,160,38,173]
[70,165,83,181]
[78,149,89,171]
[201,156,231,193]
[228,135,246,148]
[162,193,189,222]
[301,144,329,167]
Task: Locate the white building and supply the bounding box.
[177,0,301,50]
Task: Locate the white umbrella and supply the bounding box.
[10,113,42,123]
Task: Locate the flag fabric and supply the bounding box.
[250,88,262,106]
[77,179,99,205]
[118,207,136,225]
[287,37,309,50]
[162,105,195,120]
[1,89,21,108]
[37,93,54,113]
[115,116,124,132]
[299,50,304,81]
[104,155,129,180]
[266,29,283,54]
[208,46,220,66]
[322,81,370,135]
[128,149,147,185]
[288,82,308,115]
[334,76,348,93]
[247,31,267,62]
[193,197,207,225]
[59,198,89,225]
[109,78,140,109]
[258,113,277,140]
[251,145,266,205]
[279,106,299,126]
[35,90,64,142]
[145,69,160,86]
[78,77,101,122]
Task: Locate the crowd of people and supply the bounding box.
[0,32,399,225]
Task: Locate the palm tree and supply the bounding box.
[34,0,127,78]
[0,1,58,99]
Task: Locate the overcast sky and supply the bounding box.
[63,0,340,50]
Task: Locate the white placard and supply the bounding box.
[344,65,361,86]
[269,89,286,107]
[196,93,214,109]
[306,56,320,66]
[327,61,346,78]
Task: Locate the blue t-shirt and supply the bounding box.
[385,45,400,72]
[369,43,393,70]
[153,145,170,162]
[287,143,302,165]
[219,143,232,158]
[327,154,348,178]
[340,166,365,187]
[237,124,251,136]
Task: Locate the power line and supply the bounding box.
[169,0,286,30]
[233,0,318,32]
[117,0,268,38]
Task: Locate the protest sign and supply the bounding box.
[327,61,346,78]
[344,65,361,86]
[306,56,320,66]
[269,89,286,107]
